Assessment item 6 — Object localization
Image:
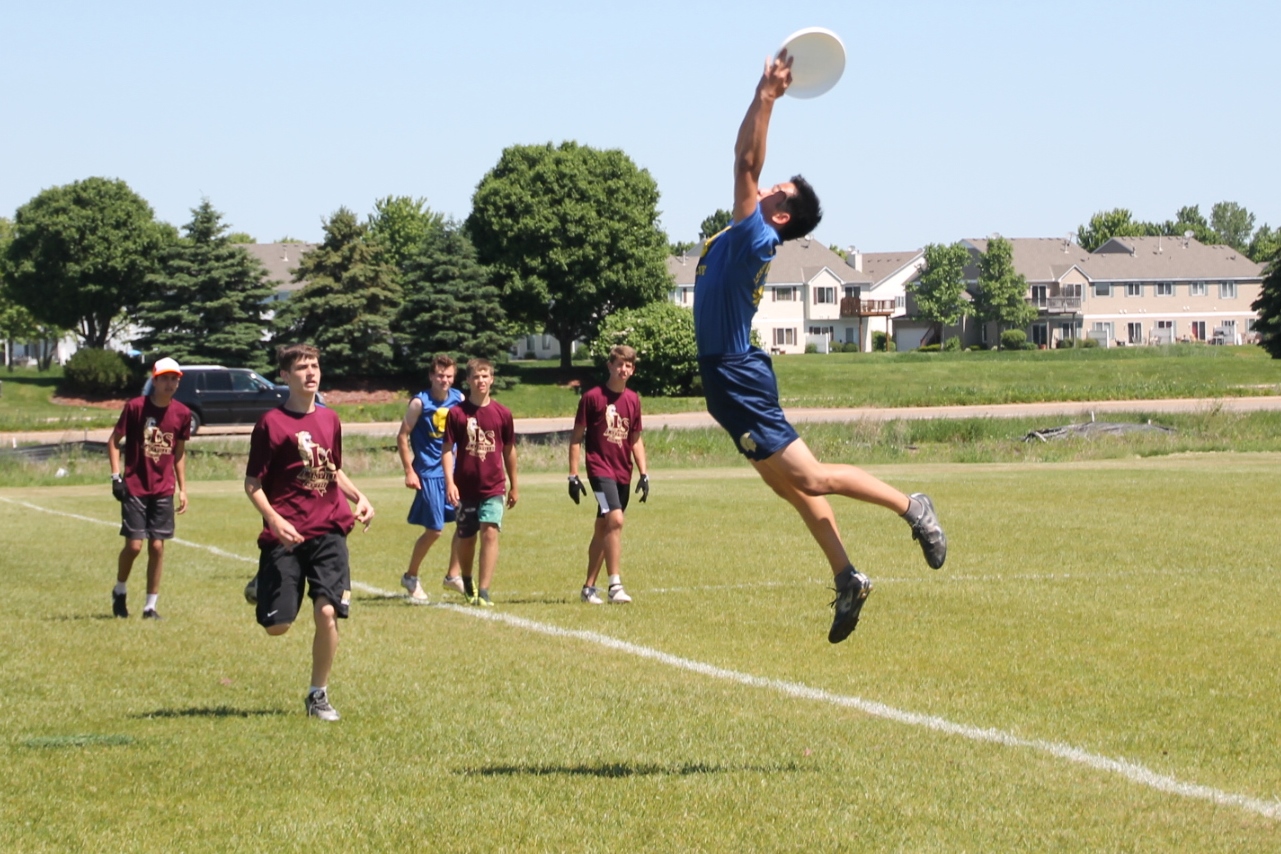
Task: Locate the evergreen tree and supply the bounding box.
[974,237,1037,349]
[273,208,401,378]
[135,200,276,372]
[1251,251,1281,359]
[394,224,511,375]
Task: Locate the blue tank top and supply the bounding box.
[693,205,780,357]
[410,387,464,477]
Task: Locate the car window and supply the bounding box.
[202,372,233,391]
[230,371,257,392]
[251,372,278,390]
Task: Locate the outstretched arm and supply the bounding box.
[733,50,793,222]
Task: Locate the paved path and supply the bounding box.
[5,396,1281,446]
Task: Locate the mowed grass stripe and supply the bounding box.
[5,492,1278,823]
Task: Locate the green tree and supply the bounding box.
[1251,253,1281,359]
[1076,208,1155,251]
[395,224,511,375]
[274,235,305,244]
[1211,201,1255,252]
[226,232,256,244]
[589,301,698,397]
[974,236,1037,349]
[1159,204,1219,244]
[699,209,733,240]
[273,208,402,378]
[1247,224,1280,264]
[669,239,695,256]
[5,177,171,348]
[467,141,672,368]
[135,200,277,372]
[911,242,972,347]
[367,195,446,273]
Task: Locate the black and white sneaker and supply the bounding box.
[908,493,947,570]
[305,689,340,722]
[828,569,873,644]
[112,591,128,619]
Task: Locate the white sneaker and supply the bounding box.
[608,584,632,604]
[401,574,429,602]
[305,689,340,722]
[581,586,603,605]
[442,574,466,597]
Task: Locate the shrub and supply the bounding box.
[590,301,698,397]
[1079,336,1100,348]
[871,331,888,352]
[1000,329,1027,350]
[917,343,941,352]
[942,336,962,351]
[804,342,818,354]
[63,348,139,397]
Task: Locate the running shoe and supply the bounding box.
[908,493,947,570]
[112,591,128,619]
[305,689,340,722]
[581,586,603,605]
[142,609,162,621]
[828,569,872,644]
[401,573,429,602]
[442,574,466,597]
[607,584,632,604]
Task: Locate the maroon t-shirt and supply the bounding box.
[575,385,642,484]
[444,399,514,501]
[246,405,355,546]
[115,395,192,497]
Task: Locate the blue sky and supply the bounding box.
[3,0,1277,252]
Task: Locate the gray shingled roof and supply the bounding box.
[963,236,1262,284]
[667,238,855,287]
[238,243,317,293]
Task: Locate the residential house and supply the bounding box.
[956,236,1265,348]
[667,240,924,353]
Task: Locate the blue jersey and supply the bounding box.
[410,388,465,477]
[693,205,780,357]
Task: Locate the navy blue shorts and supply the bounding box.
[407,474,455,531]
[699,348,799,461]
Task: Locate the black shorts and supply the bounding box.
[588,476,629,517]
[256,533,351,628]
[120,494,176,540]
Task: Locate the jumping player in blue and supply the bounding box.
[694,50,948,644]
[397,353,466,602]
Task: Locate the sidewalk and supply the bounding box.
[5,396,1280,446]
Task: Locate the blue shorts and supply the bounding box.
[407,474,455,531]
[699,348,799,461]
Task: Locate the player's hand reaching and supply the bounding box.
[568,475,586,505]
[758,48,793,100]
[635,474,650,503]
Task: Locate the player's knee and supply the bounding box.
[603,511,624,532]
[265,623,291,636]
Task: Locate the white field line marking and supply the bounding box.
[4,496,1279,821]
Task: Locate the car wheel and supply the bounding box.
[189,410,202,436]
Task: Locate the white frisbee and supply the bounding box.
[779,27,846,99]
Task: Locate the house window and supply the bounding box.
[542,335,552,349]
[1156,320,1174,332]
[808,326,835,337]
[1248,318,1258,332]
[1092,321,1114,339]
[813,287,836,304]
[895,296,905,309]
[1156,282,1173,296]
[773,327,797,346]
[1189,281,1207,296]
[1031,285,1047,307]
[1190,321,1206,341]
[1093,283,1112,297]
[1127,322,1143,344]
[1219,282,1237,299]
[844,286,857,299]
[1125,283,1143,297]
[1062,284,1082,299]
[772,287,798,302]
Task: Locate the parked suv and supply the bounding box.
[143,365,297,434]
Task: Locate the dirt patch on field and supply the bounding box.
[51,395,129,410]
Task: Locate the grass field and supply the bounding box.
[6,344,1280,429]
[3,457,1280,851]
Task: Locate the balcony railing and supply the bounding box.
[839,297,897,317]
[1029,296,1082,313]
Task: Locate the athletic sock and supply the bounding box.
[902,495,925,526]
[145,594,158,611]
[113,582,127,596]
[834,566,857,591]
[308,685,326,697]
[478,588,490,600]
[608,574,621,588]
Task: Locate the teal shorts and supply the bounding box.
[456,495,504,538]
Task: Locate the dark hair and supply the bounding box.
[777,174,822,242]
[277,343,320,371]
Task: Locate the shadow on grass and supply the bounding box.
[459,761,804,778]
[133,706,287,719]
[47,614,117,622]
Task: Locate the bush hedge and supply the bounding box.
[63,348,139,397]
[590,302,699,397]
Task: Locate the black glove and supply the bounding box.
[635,474,650,503]
[568,475,587,505]
[111,475,127,502]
